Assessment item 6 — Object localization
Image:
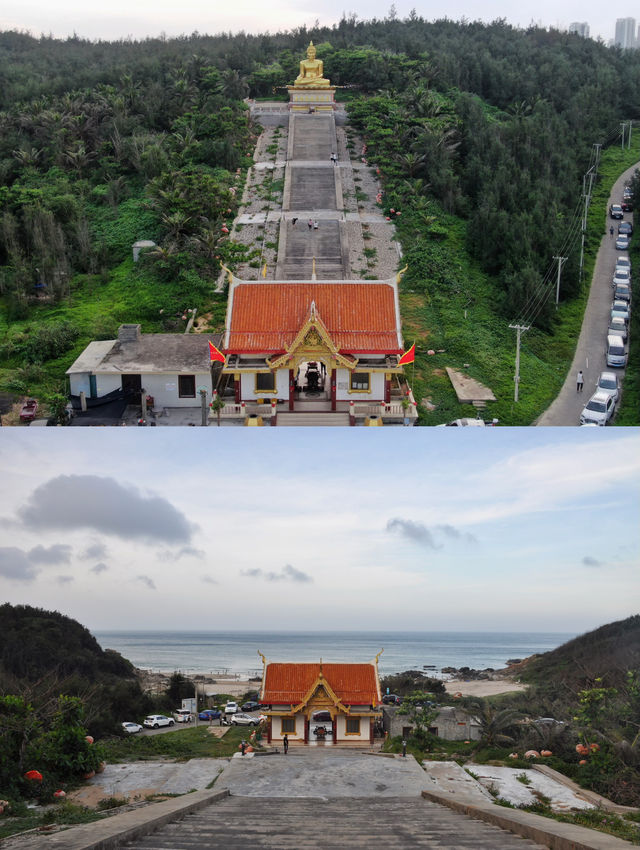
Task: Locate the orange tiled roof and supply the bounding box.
[226,283,401,354]
[261,662,380,706]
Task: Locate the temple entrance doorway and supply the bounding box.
[295,359,328,401]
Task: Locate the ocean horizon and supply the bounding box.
[93,630,573,678]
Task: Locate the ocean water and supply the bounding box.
[93,630,572,678]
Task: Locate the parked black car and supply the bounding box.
[241,701,261,712]
[382,694,402,705]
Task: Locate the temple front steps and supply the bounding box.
[120,795,549,850]
[275,412,350,426]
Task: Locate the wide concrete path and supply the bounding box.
[537,160,639,425]
[218,750,429,797]
[277,114,350,279]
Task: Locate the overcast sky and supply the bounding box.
[0,428,637,634]
[0,0,623,46]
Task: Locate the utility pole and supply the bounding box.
[621,123,626,150]
[628,121,632,149]
[593,143,602,177]
[553,255,567,308]
[508,324,530,402]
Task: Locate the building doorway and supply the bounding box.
[295,360,328,400]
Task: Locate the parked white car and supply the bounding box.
[143,714,175,729]
[596,371,620,404]
[615,256,630,272]
[122,721,143,734]
[224,701,239,715]
[580,391,615,426]
[436,418,498,427]
[173,709,192,723]
[612,267,631,287]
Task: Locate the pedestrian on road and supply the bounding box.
[292,217,298,227]
[576,370,584,392]
[283,734,289,754]
[241,740,247,756]
[313,220,319,229]
[610,226,614,237]
[308,219,313,230]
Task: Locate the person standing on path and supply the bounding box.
[576,370,584,392]
[308,219,313,230]
[283,734,289,754]
[292,217,298,227]
[313,220,319,229]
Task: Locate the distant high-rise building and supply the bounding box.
[614,17,637,48]
[569,22,590,37]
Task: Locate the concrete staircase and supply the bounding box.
[121,795,549,849]
[276,412,350,426]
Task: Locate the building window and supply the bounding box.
[349,372,370,391]
[346,717,361,735]
[402,726,413,738]
[255,372,276,393]
[178,375,196,398]
[281,717,295,734]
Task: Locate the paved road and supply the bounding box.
[537,160,639,425]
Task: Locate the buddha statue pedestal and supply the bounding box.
[288,86,336,112]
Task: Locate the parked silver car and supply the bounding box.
[596,371,620,404]
[608,316,628,342]
[230,712,261,726]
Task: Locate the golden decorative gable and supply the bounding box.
[268,302,357,372]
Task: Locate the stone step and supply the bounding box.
[276,412,350,426]
[121,795,549,849]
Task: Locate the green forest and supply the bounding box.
[0,19,639,423]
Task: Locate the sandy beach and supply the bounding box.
[443,679,527,697]
[138,671,527,700]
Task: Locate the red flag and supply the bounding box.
[398,343,415,366]
[208,341,225,363]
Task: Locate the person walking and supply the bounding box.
[313,220,319,229]
[609,226,614,237]
[308,219,313,230]
[283,733,289,754]
[576,370,584,392]
[292,217,298,227]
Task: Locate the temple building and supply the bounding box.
[259,658,383,746]
[215,272,417,424]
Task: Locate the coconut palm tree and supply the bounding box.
[478,705,520,747]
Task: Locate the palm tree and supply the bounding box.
[478,705,520,747]
[219,69,249,101]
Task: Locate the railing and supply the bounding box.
[214,402,276,419]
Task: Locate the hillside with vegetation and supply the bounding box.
[0,20,639,422]
[382,616,640,817]
[0,603,151,735]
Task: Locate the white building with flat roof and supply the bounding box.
[615,18,637,48]
[569,22,590,38]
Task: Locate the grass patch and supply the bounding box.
[0,802,106,840]
[100,725,251,762]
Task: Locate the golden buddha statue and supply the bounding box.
[294,42,330,88]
